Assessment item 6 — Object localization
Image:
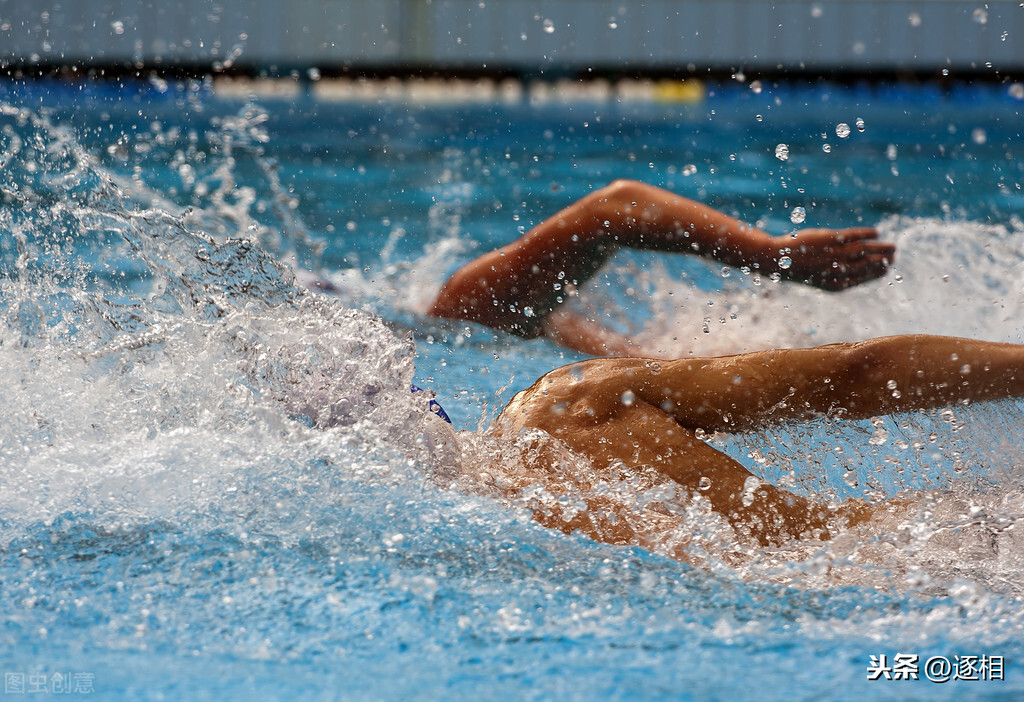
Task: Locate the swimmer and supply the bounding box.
[430,333,1024,550]
[429,179,895,356]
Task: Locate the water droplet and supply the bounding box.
[698,476,712,491]
[972,128,987,145]
[750,80,762,94]
[822,143,831,153]
[741,476,761,507]
[855,117,866,132]
[790,206,806,224]
[682,164,697,176]
[886,144,899,160]
[755,114,763,122]
[621,390,636,406]
[111,20,125,34]
[542,18,555,33]
[973,8,988,24]
[835,122,851,138]
[774,143,790,161]
[523,306,535,318]
[778,256,792,270]
[908,12,922,26]
[869,426,888,446]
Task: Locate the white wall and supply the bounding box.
[1,0,1020,74]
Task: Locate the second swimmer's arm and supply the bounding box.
[579,180,894,290]
[429,179,894,343]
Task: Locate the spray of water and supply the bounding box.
[0,103,444,552]
[4,99,1024,600]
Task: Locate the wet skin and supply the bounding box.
[431,179,895,356]
[493,334,1024,547]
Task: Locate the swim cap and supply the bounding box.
[410,385,452,424]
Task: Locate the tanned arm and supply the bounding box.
[429,180,894,351]
[496,335,1024,546]
[638,335,1024,432]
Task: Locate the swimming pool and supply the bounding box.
[2,77,1024,700]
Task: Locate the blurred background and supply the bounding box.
[0,0,1021,82]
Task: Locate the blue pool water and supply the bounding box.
[2,77,1024,700]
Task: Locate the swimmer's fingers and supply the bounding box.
[837,256,892,285]
[807,253,894,290]
[836,239,896,262]
[783,251,893,289]
[846,237,896,260]
[831,226,883,244]
[782,227,894,290]
[791,226,880,247]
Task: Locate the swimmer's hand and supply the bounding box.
[775,227,895,291]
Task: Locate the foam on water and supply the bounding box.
[3,88,1024,698]
[0,104,444,543]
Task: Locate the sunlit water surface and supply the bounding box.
[2,78,1024,699]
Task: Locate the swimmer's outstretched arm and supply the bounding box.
[429,179,894,355]
[498,334,1024,545]
[569,334,1024,433]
